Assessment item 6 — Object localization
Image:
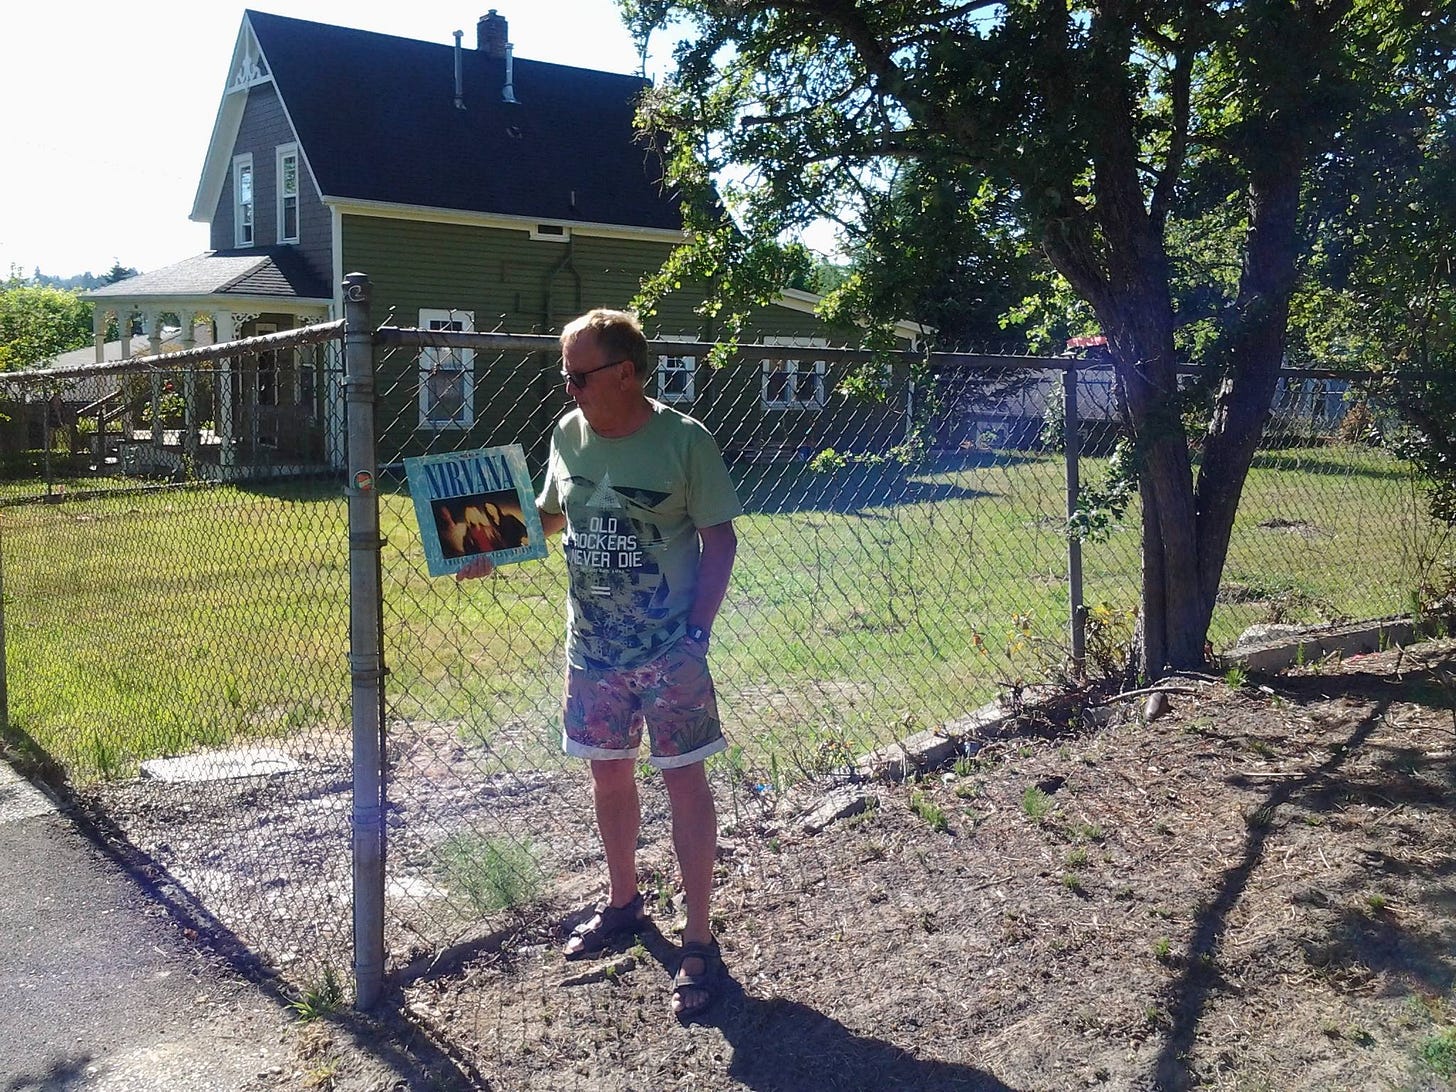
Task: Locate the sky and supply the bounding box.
[0,1,677,279]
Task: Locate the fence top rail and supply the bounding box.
[0,320,345,390]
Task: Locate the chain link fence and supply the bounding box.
[1,289,1451,1032]
[0,324,361,985]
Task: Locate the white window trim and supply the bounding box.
[529,223,571,243]
[233,153,255,248]
[655,349,696,403]
[276,143,300,244]
[760,336,828,410]
[417,308,475,430]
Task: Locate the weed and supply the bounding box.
[652,869,675,915]
[1153,937,1173,963]
[953,780,979,800]
[1366,892,1388,914]
[1071,822,1105,843]
[910,790,949,833]
[435,833,542,914]
[1021,785,1054,821]
[291,965,345,1022]
[1224,666,1248,689]
[1419,1028,1456,1077]
[1247,738,1276,758]
[1065,847,1090,868]
[953,753,976,777]
[1062,873,1084,893]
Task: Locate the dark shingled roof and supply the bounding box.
[84,248,330,301]
[246,10,684,231]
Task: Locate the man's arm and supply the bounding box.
[455,507,565,581]
[688,521,737,636]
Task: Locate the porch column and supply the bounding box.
[180,316,199,460]
[215,311,236,468]
[119,309,133,360]
[93,308,106,363]
[144,310,164,452]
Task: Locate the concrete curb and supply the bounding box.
[1220,613,1456,673]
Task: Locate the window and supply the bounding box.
[760,337,827,409]
[418,309,475,429]
[233,154,254,247]
[276,144,299,244]
[655,353,696,403]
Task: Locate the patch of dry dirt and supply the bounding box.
[390,641,1456,1091]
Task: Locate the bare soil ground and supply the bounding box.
[71,639,1456,1091]
[390,640,1456,1091]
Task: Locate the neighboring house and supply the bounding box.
[80,9,920,478]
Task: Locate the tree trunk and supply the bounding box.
[1194,168,1304,624]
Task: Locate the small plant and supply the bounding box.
[1419,1027,1456,1077]
[1071,822,1105,843]
[435,833,542,914]
[953,780,979,800]
[1021,785,1054,821]
[1062,872,1084,893]
[291,964,345,1022]
[953,752,976,777]
[910,790,949,833]
[1223,665,1248,689]
[652,868,675,915]
[1366,892,1388,913]
[1065,847,1089,868]
[1152,937,1173,963]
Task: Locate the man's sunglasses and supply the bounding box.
[560,359,627,389]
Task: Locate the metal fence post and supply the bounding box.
[343,273,386,1009]
[1063,364,1086,675]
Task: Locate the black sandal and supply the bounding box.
[671,939,721,1021]
[563,892,645,960]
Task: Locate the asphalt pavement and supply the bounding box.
[0,757,467,1092]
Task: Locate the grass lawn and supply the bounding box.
[1,443,1442,781]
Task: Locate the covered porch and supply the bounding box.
[80,249,339,479]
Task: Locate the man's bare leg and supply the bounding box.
[591,757,641,906]
[564,758,642,957]
[661,761,717,1015]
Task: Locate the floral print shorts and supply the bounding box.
[563,637,727,769]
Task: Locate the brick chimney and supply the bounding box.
[478,10,507,58]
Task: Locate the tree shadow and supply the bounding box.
[1152,663,1456,1089]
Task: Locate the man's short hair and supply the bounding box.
[560,309,650,379]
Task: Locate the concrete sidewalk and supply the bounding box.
[0,759,466,1092]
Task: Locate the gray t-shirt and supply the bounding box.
[537,400,742,670]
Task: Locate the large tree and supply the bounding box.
[625,0,1451,672]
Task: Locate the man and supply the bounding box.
[458,308,740,1021]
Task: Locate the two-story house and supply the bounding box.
[84,9,922,476]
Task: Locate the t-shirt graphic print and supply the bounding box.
[538,401,742,671]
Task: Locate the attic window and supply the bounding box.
[530,223,570,243]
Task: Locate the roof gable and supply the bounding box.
[193,11,684,234]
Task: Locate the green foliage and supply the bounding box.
[290,964,346,1022]
[625,0,1454,669]
[0,282,92,370]
[1021,786,1054,822]
[435,833,542,914]
[1419,1027,1456,1077]
[909,789,949,834]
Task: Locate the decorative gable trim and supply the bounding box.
[192,13,314,226]
[228,21,271,92]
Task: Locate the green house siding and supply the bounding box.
[341,212,899,467]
